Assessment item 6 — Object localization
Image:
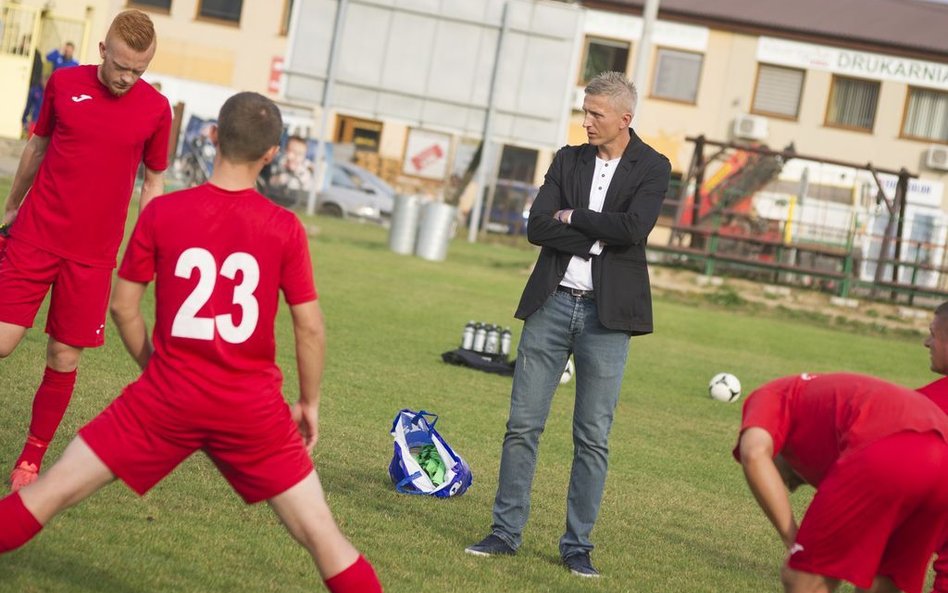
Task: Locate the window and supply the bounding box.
[128,0,172,10]
[579,37,630,85]
[902,87,948,143]
[280,0,294,35]
[335,115,383,152]
[825,75,879,132]
[752,64,805,119]
[651,48,702,104]
[497,145,538,184]
[330,167,359,190]
[198,0,243,24]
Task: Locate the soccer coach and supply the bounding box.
[466,71,671,577]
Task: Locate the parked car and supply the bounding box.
[316,161,396,220]
[262,160,396,222]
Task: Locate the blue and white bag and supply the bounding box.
[388,409,472,497]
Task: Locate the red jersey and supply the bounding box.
[13,65,171,267]
[918,376,948,415]
[118,184,317,411]
[735,373,948,486]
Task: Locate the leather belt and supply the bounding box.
[557,285,595,299]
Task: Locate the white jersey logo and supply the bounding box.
[71,94,93,103]
[789,543,805,555]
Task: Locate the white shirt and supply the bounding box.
[560,156,620,291]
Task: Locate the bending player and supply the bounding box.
[0,92,382,593]
[920,303,948,593]
[736,372,948,593]
[0,9,171,490]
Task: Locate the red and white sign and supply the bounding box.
[411,143,444,172]
[403,128,451,180]
[268,56,284,94]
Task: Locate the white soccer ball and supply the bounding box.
[708,372,742,403]
[560,358,574,384]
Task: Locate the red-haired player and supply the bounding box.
[0,9,171,490]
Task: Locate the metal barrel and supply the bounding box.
[388,194,422,255]
[414,201,457,262]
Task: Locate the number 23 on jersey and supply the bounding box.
[171,247,260,344]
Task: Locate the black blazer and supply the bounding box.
[514,130,671,335]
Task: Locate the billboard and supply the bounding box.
[284,0,583,149]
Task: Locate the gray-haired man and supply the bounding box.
[466,71,671,577]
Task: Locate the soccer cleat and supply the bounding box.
[563,552,600,578]
[9,461,39,492]
[464,533,516,557]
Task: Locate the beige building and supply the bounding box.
[4,2,946,209]
[2,0,945,293]
[0,0,302,140]
[573,0,948,293]
[576,0,948,193]
[125,0,305,130]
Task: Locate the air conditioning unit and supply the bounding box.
[732,114,768,141]
[925,145,948,171]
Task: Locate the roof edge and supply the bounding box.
[582,0,948,62]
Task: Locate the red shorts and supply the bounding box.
[78,380,313,504]
[789,431,948,593]
[0,238,112,348]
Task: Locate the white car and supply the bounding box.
[317,161,396,220]
[262,160,396,222]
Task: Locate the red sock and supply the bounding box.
[0,493,43,553]
[16,367,77,469]
[325,556,382,593]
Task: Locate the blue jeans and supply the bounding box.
[490,289,631,558]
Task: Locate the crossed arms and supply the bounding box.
[526,148,671,258]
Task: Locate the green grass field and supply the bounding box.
[0,198,936,592]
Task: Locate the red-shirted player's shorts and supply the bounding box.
[788,431,948,593]
[78,380,314,504]
[0,237,112,348]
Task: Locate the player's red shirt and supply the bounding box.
[918,376,948,415]
[734,373,948,486]
[118,184,317,409]
[12,65,171,267]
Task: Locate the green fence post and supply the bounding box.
[704,212,722,277]
[705,231,717,276]
[840,217,856,299]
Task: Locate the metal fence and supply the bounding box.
[0,4,40,56]
[652,175,948,306]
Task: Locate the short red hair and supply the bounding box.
[107,9,155,52]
